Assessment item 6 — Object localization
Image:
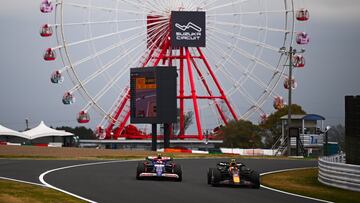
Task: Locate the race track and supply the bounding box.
[0,159,322,203]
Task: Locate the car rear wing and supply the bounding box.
[146,156,173,161]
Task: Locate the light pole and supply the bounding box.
[25,118,29,131]
[279,46,305,156]
[324,126,331,156]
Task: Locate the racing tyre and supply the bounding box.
[211,169,222,186]
[136,162,145,180]
[207,168,216,184]
[174,164,182,182]
[250,170,260,189]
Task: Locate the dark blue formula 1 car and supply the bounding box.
[136,154,182,181]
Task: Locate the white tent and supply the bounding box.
[23,121,74,140]
[0,124,28,139]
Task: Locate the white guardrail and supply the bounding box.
[318,153,360,192]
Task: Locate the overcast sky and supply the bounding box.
[0,0,360,131]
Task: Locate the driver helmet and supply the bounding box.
[230,159,237,167]
[157,153,162,159]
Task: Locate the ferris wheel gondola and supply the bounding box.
[43,48,56,61]
[296,8,310,21]
[40,24,53,37]
[40,0,54,13]
[293,54,306,68]
[296,32,310,45]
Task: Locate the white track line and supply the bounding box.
[39,160,139,203]
[0,176,46,187]
[260,167,334,203]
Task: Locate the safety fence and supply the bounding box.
[318,153,360,192]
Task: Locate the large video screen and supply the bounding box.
[134,75,157,118]
[130,67,177,124]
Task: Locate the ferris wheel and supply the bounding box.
[40,0,309,140]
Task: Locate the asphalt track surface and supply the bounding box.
[0,158,321,203]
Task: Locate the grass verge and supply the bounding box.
[261,168,360,203]
[0,179,84,203]
[0,145,316,160]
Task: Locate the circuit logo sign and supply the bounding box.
[175,22,202,41]
[175,22,202,32]
[171,11,206,47]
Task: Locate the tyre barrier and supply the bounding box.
[318,154,360,192]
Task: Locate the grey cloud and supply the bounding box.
[304,0,360,22]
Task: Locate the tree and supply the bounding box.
[220,120,262,148]
[327,124,345,151]
[183,111,194,132]
[173,110,194,135]
[56,126,96,140]
[259,104,306,148]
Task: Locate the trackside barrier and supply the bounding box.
[0,142,21,146]
[6,143,22,146]
[34,144,49,147]
[158,148,209,154]
[159,148,275,156]
[191,150,209,154]
[0,143,63,147]
[164,148,192,153]
[318,153,360,192]
[220,148,276,156]
[48,143,63,148]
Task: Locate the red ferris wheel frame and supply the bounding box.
[103,16,238,140]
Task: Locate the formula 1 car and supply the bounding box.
[136,154,182,181]
[207,159,260,188]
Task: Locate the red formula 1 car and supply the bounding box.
[136,154,182,181]
[207,159,260,188]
